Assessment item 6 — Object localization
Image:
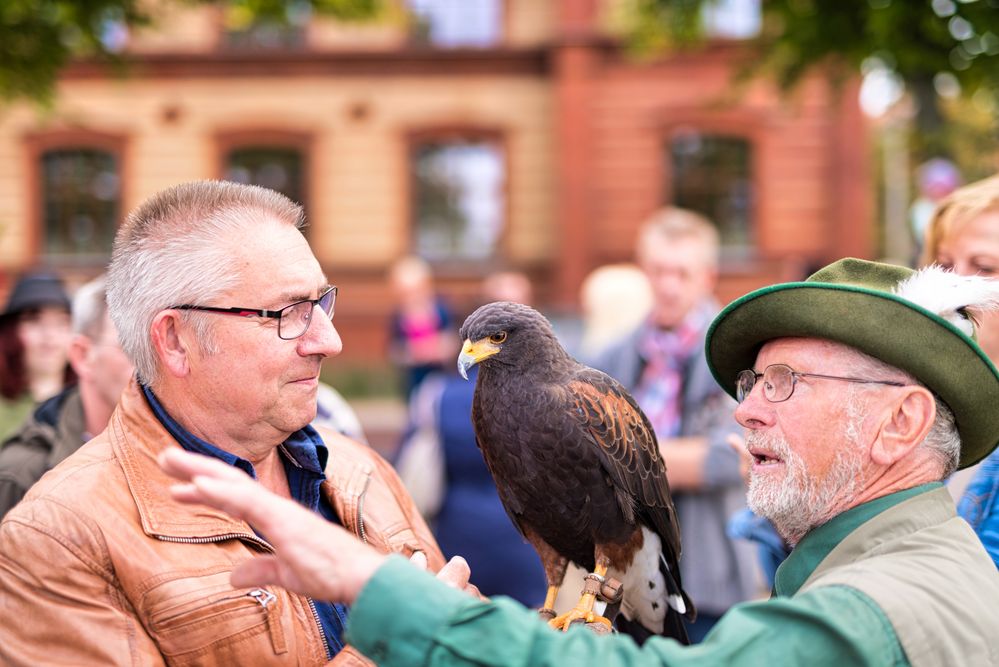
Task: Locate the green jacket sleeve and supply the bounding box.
[346,556,908,667]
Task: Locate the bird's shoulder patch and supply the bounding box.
[567,379,651,439]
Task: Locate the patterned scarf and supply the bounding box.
[633,302,713,439]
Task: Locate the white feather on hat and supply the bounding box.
[893,265,999,338]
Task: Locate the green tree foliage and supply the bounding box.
[0,1,147,103]
[0,0,381,105]
[619,0,999,158]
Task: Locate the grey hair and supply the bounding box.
[845,346,961,478]
[107,181,305,386]
[71,274,110,339]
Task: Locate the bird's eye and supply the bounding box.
[489,332,507,344]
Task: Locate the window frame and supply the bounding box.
[661,117,763,261]
[214,129,313,229]
[214,2,309,52]
[24,129,128,266]
[405,0,508,49]
[405,127,509,273]
[701,0,762,41]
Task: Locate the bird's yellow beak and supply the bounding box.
[457,337,501,380]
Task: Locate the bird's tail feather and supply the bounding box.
[661,551,694,644]
[613,553,694,645]
[661,552,696,623]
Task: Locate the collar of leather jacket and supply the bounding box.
[108,380,257,541]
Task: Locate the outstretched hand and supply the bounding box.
[410,552,486,601]
[159,447,386,604]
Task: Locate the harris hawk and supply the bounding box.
[457,301,694,644]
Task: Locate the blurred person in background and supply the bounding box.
[0,272,74,441]
[387,255,458,400]
[921,173,999,567]
[590,207,756,640]
[394,269,547,605]
[0,274,133,518]
[909,157,961,263]
[314,382,368,445]
[577,263,653,360]
[480,270,533,311]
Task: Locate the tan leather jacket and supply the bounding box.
[0,380,446,666]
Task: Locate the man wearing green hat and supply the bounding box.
[157,258,999,666]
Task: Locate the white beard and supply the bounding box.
[746,418,866,545]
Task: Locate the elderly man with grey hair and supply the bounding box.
[0,274,133,518]
[0,181,461,666]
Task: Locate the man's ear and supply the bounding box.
[150,311,191,378]
[870,386,935,466]
[66,334,91,379]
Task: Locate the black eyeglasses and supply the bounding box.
[172,286,336,340]
[736,363,906,404]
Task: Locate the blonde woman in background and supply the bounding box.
[922,173,999,568]
[578,263,653,360]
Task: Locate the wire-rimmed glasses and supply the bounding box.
[736,363,905,404]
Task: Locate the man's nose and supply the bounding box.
[299,306,342,358]
[734,382,776,430]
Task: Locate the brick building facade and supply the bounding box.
[0,0,872,368]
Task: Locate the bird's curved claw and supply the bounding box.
[549,608,613,632]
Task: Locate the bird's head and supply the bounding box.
[457,301,565,380]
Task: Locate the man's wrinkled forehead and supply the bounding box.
[753,337,858,370]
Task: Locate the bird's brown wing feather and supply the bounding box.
[566,368,683,565]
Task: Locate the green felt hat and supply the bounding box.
[705,257,999,469]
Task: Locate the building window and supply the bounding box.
[41,149,120,258]
[702,0,761,39]
[412,139,505,261]
[408,0,502,47]
[224,147,306,210]
[669,132,754,250]
[221,2,307,50]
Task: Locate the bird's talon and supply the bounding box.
[551,608,612,632]
[537,608,556,621]
[588,613,613,629]
[548,612,571,630]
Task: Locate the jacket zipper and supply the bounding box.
[306,596,331,660]
[156,532,271,549]
[355,470,372,545]
[248,589,287,654]
[309,466,372,661]
[156,532,329,659]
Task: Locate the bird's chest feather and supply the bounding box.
[472,380,577,480]
[472,373,625,552]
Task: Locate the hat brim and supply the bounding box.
[706,282,999,469]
